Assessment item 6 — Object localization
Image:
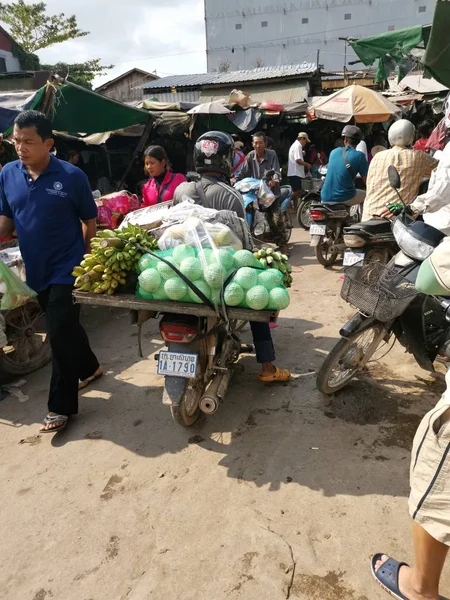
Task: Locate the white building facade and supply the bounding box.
[205,0,433,72]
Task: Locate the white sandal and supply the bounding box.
[40,414,68,433]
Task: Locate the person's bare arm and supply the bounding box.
[0,216,14,238]
[295,158,311,168]
[82,218,97,253]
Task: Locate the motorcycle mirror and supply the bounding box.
[388,165,401,190]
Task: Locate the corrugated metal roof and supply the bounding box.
[199,81,309,105]
[141,63,317,91]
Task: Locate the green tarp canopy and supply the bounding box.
[41,82,151,134]
[423,0,450,89]
[350,25,431,83]
[350,1,450,90]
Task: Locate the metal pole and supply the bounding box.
[116,116,153,192]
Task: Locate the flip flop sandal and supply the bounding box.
[40,414,69,434]
[79,369,103,391]
[371,554,409,600]
[258,367,291,383]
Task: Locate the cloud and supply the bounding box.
[35,0,206,84]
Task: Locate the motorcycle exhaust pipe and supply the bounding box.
[199,371,231,415]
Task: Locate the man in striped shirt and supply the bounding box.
[362,120,437,222]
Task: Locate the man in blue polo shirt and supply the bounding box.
[321,125,369,204]
[0,111,101,433]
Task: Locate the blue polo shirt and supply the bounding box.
[0,155,97,292]
[320,145,369,203]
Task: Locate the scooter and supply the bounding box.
[316,165,448,395]
[342,178,431,268]
[158,309,250,426]
[234,177,293,244]
[297,165,328,230]
[309,199,362,267]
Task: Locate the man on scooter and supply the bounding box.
[236,131,290,253]
[173,131,290,383]
[320,125,368,206]
[362,120,437,222]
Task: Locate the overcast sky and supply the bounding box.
[36,0,207,86]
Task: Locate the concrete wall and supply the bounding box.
[205,0,433,72]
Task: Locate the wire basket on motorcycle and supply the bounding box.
[301,178,323,193]
[341,261,418,322]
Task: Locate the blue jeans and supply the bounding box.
[250,321,275,363]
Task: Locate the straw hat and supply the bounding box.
[298,132,311,142]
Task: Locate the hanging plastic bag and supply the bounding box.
[258,180,276,208]
[0,260,36,310]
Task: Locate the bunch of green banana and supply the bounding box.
[73,224,158,295]
[253,247,293,288]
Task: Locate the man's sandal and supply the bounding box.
[40,414,69,433]
[79,367,103,391]
[258,367,291,383]
[370,554,409,600]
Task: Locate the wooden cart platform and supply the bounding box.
[73,291,278,323]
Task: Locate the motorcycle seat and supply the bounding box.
[345,218,392,234]
[320,202,350,210]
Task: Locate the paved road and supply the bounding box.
[1,227,449,600]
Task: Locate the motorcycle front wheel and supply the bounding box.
[281,211,293,243]
[316,324,386,394]
[315,232,339,267]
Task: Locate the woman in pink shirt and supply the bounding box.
[141,145,186,207]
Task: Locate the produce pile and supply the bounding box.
[136,246,290,311]
[253,247,293,288]
[73,224,158,294]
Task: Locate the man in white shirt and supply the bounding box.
[356,139,368,160]
[288,132,311,202]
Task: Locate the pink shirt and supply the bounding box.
[142,171,186,207]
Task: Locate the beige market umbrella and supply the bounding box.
[309,84,402,123]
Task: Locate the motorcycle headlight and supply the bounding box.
[393,219,434,260]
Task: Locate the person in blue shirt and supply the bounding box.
[320,125,369,204]
[0,111,101,434]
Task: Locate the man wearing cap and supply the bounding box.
[320,125,369,205]
[288,132,311,203]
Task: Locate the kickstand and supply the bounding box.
[138,323,143,358]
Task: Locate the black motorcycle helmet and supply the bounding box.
[194,131,235,178]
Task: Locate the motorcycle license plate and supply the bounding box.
[343,251,365,266]
[157,351,198,379]
[310,224,326,235]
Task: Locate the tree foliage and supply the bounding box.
[41,59,114,89]
[0,0,88,53]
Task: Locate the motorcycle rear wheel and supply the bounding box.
[169,340,207,427]
[297,199,313,230]
[315,233,339,267]
[316,324,385,394]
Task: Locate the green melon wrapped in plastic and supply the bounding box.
[138,268,161,293]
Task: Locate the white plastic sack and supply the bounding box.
[258,180,276,208]
[158,217,243,252]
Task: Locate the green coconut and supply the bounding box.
[257,270,282,291]
[234,267,258,290]
[173,244,196,264]
[246,285,269,311]
[188,280,211,304]
[204,263,227,289]
[137,253,158,274]
[164,277,188,301]
[138,268,161,293]
[269,287,290,310]
[179,257,202,281]
[224,282,245,307]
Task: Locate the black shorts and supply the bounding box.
[289,176,304,191]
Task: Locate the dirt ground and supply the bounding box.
[1,227,449,600]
